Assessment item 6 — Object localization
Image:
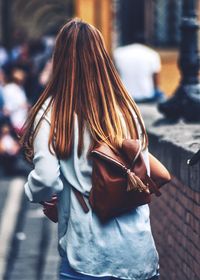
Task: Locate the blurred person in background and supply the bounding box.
[0,119,21,175]
[0,69,22,175]
[0,43,8,67]
[0,66,30,176]
[114,35,164,103]
[22,19,159,280]
[2,66,29,134]
[0,69,5,115]
[0,85,4,113]
[3,37,51,105]
[38,59,53,92]
[10,30,28,61]
[3,42,33,100]
[0,68,8,125]
[10,41,38,104]
[29,38,51,74]
[43,35,55,57]
[28,39,54,104]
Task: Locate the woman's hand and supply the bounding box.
[40,196,58,223]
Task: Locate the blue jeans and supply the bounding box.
[59,257,159,280]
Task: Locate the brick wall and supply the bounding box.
[148,134,200,280]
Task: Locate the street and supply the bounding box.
[0,176,60,280]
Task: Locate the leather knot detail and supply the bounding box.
[126,169,150,193]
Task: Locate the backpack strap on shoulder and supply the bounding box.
[73,188,90,213]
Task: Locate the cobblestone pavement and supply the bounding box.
[0,176,60,280]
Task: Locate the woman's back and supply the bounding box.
[24,97,159,279]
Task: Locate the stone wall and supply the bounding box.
[139,104,200,280]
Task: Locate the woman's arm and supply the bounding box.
[24,110,63,203]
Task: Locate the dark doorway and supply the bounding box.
[119,0,145,45]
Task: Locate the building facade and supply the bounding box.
[0,0,73,48]
[0,0,194,49]
[117,0,183,48]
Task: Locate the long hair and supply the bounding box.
[21,18,148,162]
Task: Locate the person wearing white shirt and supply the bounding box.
[114,43,163,102]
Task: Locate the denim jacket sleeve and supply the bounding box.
[24,104,63,203]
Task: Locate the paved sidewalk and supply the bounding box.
[0,176,60,280]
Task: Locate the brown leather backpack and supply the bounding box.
[74,139,171,222]
[42,139,171,223]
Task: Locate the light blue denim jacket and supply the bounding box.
[24,98,159,280]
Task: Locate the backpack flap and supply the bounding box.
[76,139,170,221]
[89,140,151,221]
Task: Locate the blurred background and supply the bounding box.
[0,1,200,280]
[0,0,191,98]
[0,0,191,176]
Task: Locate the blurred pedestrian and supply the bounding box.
[0,67,30,176]
[4,41,40,105]
[0,121,21,175]
[0,69,5,110]
[0,67,8,130]
[38,59,52,91]
[114,38,164,103]
[0,43,8,67]
[10,30,27,61]
[0,86,4,124]
[22,19,159,280]
[2,67,29,134]
[29,39,48,74]
[28,39,53,104]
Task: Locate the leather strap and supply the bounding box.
[145,175,162,197]
[73,188,90,213]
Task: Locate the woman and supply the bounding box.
[21,18,159,280]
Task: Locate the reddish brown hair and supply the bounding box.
[21,18,148,162]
